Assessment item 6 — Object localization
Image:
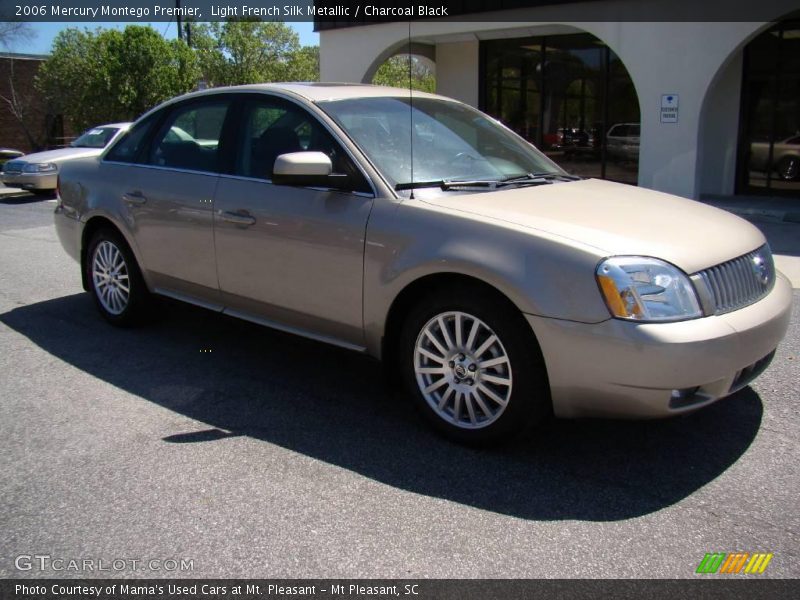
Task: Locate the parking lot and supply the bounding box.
[0,193,798,578]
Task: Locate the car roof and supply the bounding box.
[85,122,132,130]
[166,82,447,104]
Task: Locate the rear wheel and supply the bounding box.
[399,285,550,444]
[85,228,149,326]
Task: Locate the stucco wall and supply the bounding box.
[320,1,795,199]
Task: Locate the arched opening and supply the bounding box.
[361,41,435,85]
[371,54,436,93]
[736,17,800,196]
[480,32,641,184]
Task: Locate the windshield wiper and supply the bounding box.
[528,172,582,181]
[395,179,501,191]
[395,172,581,192]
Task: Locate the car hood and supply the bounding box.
[422,178,766,274]
[17,147,103,164]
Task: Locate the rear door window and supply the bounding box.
[147,100,231,173]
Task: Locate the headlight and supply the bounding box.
[596,256,702,322]
[23,162,57,173]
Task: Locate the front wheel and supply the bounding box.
[399,286,550,444]
[85,228,150,326]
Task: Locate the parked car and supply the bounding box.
[1,123,130,193]
[606,122,640,161]
[749,135,800,181]
[542,128,586,151]
[0,148,24,172]
[54,84,791,444]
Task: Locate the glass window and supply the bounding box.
[148,101,230,173]
[740,20,800,195]
[319,97,563,187]
[482,33,640,184]
[236,97,370,193]
[71,127,122,149]
[105,116,156,163]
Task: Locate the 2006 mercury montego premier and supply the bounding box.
[54,83,792,443]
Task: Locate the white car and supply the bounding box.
[1,123,131,193]
[606,122,640,162]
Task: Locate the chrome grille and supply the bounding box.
[694,245,775,315]
[3,161,24,174]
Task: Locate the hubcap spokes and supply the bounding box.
[414,311,512,429]
[92,241,130,315]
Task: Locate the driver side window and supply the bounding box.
[236,97,371,193]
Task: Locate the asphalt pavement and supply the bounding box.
[0,195,798,579]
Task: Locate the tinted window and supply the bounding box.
[105,117,155,163]
[148,101,230,173]
[236,97,370,193]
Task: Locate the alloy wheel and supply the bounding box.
[91,240,130,315]
[413,311,513,429]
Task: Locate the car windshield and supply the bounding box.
[71,127,120,149]
[317,97,564,188]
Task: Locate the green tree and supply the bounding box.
[192,20,313,86]
[372,55,435,93]
[287,45,320,82]
[36,26,199,130]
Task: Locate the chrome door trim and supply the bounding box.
[214,172,375,199]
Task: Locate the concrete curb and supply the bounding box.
[0,189,33,200]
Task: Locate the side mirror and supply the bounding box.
[272,151,350,189]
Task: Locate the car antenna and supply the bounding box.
[407,20,415,200]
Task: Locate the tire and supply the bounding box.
[399,284,551,444]
[85,227,150,326]
[777,155,800,181]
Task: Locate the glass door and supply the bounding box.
[739,21,800,196]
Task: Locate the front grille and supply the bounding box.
[3,161,23,174]
[694,245,775,315]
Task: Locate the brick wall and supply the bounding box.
[0,54,73,153]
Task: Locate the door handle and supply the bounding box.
[122,191,147,205]
[220,210,256,226]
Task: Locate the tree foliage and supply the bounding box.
[372,55,435,93]
[36,22,322,129]
[192,20,318,86]
[36,26,200,130]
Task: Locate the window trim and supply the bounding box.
[102,112,166,165]
[143,96,236,175]
[102,90,377,198]
[228,92,375,196]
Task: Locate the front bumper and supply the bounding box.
[1,171,58,190]
[527,272,793,418]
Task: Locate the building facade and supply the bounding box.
[0,53,69,153]
[318,0,800,201]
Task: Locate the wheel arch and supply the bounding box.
[80,214,147,292]
[380,272,541,368]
